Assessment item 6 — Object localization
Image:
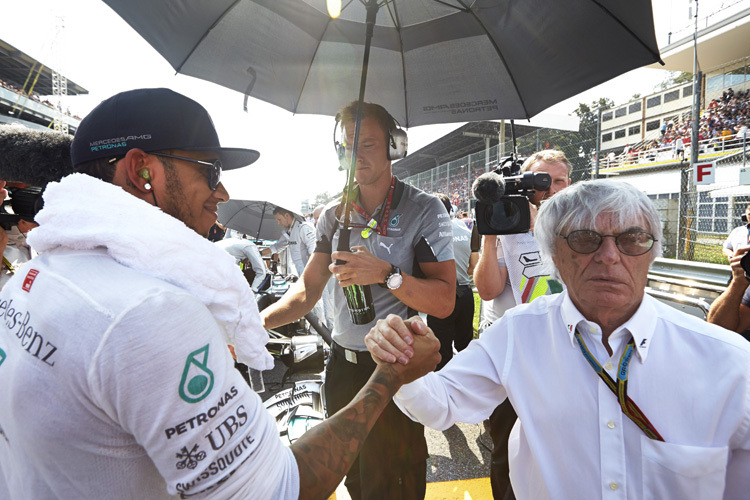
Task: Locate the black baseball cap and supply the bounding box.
[71,88,259,170]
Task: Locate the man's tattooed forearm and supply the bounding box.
[291,370,397,500]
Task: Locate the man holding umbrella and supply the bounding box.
[262,101,456,499]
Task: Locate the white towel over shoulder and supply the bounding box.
[27,173,273,370]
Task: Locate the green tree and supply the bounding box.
[658,71,693,90]
[552,98,614,183]
[313,190,338,207]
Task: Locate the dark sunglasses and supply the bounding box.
[150,152,222,191]
[560,229,656,256]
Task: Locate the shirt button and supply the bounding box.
[589,326,596,333]
[609,482,619,491]
[607,421,616,429]
[604,362,613,370]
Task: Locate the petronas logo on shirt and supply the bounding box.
[179,344,214,403]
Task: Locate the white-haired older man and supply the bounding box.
[366,179,750,500]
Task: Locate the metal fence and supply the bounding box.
[403,63,750,265]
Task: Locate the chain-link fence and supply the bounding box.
[403,57,750,265]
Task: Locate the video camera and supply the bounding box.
[472,156,551,235]
[0,184,44,231]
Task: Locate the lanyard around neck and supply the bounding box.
[351,176,396,238]
[575,331,664,441]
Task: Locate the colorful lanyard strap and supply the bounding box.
[351,176,396,238]
[575,331,664,441]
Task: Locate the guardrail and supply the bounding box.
[646,257,730,319]
[649,257,730,287]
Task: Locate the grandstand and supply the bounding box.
[0,39,86,133]
[396,121,576,211]
[399,5,750,265]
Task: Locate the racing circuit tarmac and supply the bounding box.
[259,356,494,500]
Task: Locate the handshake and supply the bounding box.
[365,315,442,385]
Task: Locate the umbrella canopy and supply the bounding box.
[101,0,662,127]
[218,199,303,241]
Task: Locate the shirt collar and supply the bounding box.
[560,290,657,363]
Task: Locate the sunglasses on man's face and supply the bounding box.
[149,152,222,191]
[560,229,656,256]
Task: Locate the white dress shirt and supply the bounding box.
[395,291,750,500]
[215,237,267,291]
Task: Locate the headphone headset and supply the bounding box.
[333,108,408,170]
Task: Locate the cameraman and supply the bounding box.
[722,205,750,260]
[0,180,39,290]
[707,244,750,340]
[473,150,570,500]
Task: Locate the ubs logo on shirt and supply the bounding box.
[175,443,206,470]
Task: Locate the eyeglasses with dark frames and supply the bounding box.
[149,152,222,191]
[560,229,656,256]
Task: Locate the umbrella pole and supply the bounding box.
[256,201,268,240]
[335,0,380,326]
[341,0,380,230]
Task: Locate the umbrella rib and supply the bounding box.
[223,201,251,232]
[589,0,664,65]
[430,0,470,12]
[174,0,243,73]
[294,0,357,112]
[447,0,532,119]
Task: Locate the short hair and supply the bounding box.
[521,150,572,176]
[273,206,293,217]
[535,179,662,280]
[338,101,397,146]
[74,157,116,184]
[433,193,452,215]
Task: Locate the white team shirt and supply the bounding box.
[270,219,316,275]
[215,238,268,292]
[0,248,298,499]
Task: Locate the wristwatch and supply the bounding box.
[380,265,403,290]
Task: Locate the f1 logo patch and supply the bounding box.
[22,269,39,292]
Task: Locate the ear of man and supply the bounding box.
[117,149,158,197]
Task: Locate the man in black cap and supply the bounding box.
[0,88,440,500]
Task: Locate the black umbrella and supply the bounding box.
[101,0,662,127]
[217,199,303,242]
[103,0,662,324]
[103,0,662,234]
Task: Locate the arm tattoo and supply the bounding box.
[290,364,402,500]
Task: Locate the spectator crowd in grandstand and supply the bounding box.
[0,78,82,119]
[601,87,749,167]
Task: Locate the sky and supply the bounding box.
[1,0,700,212]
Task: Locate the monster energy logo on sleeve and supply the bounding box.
[179,345,214,403]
